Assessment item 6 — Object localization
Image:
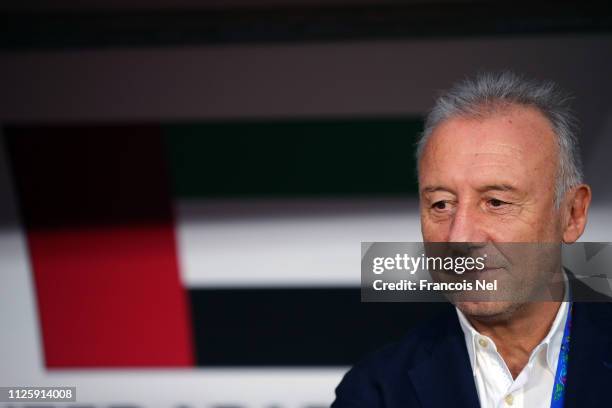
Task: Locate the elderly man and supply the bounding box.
[332,72,612,407]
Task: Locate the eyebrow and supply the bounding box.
[420,185,455,194]
[476,184,518,193]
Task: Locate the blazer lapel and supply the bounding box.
[564,302,612,407]
[408,311,480,408]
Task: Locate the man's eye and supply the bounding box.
[488,198,507,207]
[432,201,447,210]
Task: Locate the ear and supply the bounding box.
[562,184,592,243]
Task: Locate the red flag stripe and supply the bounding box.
[6,126,194,368]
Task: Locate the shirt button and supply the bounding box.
[478,338,488,348]
[504,394,514,405]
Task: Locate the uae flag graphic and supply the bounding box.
[5,119,448,369]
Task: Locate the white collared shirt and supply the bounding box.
[456,278,569,408]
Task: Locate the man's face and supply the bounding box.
[418,104,563,317]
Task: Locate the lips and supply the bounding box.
[465,266,504,276]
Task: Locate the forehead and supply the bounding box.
[419,105,558,188]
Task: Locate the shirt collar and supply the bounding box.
[456,271,570,375]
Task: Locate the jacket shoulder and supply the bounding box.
[331,304,457,407]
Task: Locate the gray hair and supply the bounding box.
[416,71,583,207]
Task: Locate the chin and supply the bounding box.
[455,301,520,321]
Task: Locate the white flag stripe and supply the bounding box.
[0,137,46,384]
[176,198,422,287]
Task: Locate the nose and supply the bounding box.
[447,203,488,243]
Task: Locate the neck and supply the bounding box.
[467,301,562,378]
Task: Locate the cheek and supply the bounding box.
[421,214,450,241]
[540,213,564,240]
[493,210,561,241]
[527,206,563,240]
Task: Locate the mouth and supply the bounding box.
[431,264,506,278]
[463,266,505,277]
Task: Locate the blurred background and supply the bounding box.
[1,1,612,407]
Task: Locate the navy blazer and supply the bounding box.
[332,297,612,407]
